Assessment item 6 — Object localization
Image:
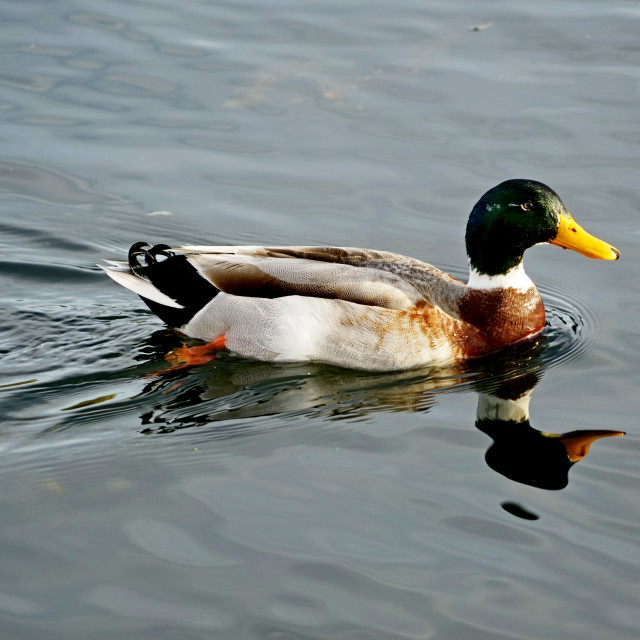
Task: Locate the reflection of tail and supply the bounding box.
[100,242,219,329]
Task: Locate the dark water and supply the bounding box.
[1,1,639,638]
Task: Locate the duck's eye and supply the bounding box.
[520,201,533,212]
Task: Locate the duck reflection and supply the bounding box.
[137,331,624,491]
[475,372,624,490]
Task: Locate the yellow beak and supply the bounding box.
[550,213,620,260]
[556,429,625,463]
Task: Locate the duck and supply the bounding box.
[102,179,619,371]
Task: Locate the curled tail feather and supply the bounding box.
[102,242,219,328]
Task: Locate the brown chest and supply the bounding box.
[455,287,546,357]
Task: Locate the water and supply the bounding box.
[1,0,639,638]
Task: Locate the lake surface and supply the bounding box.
[1,0,639,638]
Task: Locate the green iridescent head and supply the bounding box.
[465,179,619,276]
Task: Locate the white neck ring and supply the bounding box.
[466,261,535,292]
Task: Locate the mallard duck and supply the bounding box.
[102,179,619,371]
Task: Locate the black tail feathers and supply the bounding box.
[128,242,218,328]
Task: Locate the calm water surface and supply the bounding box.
[1,1,639,638]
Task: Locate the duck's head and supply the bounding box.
[466,179,619,278]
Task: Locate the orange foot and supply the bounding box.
[163,334,227,370]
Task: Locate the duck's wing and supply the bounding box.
[174,245,464,310]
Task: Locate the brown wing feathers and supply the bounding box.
[188,253,419,310]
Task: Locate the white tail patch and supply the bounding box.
[100,264,184,308]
